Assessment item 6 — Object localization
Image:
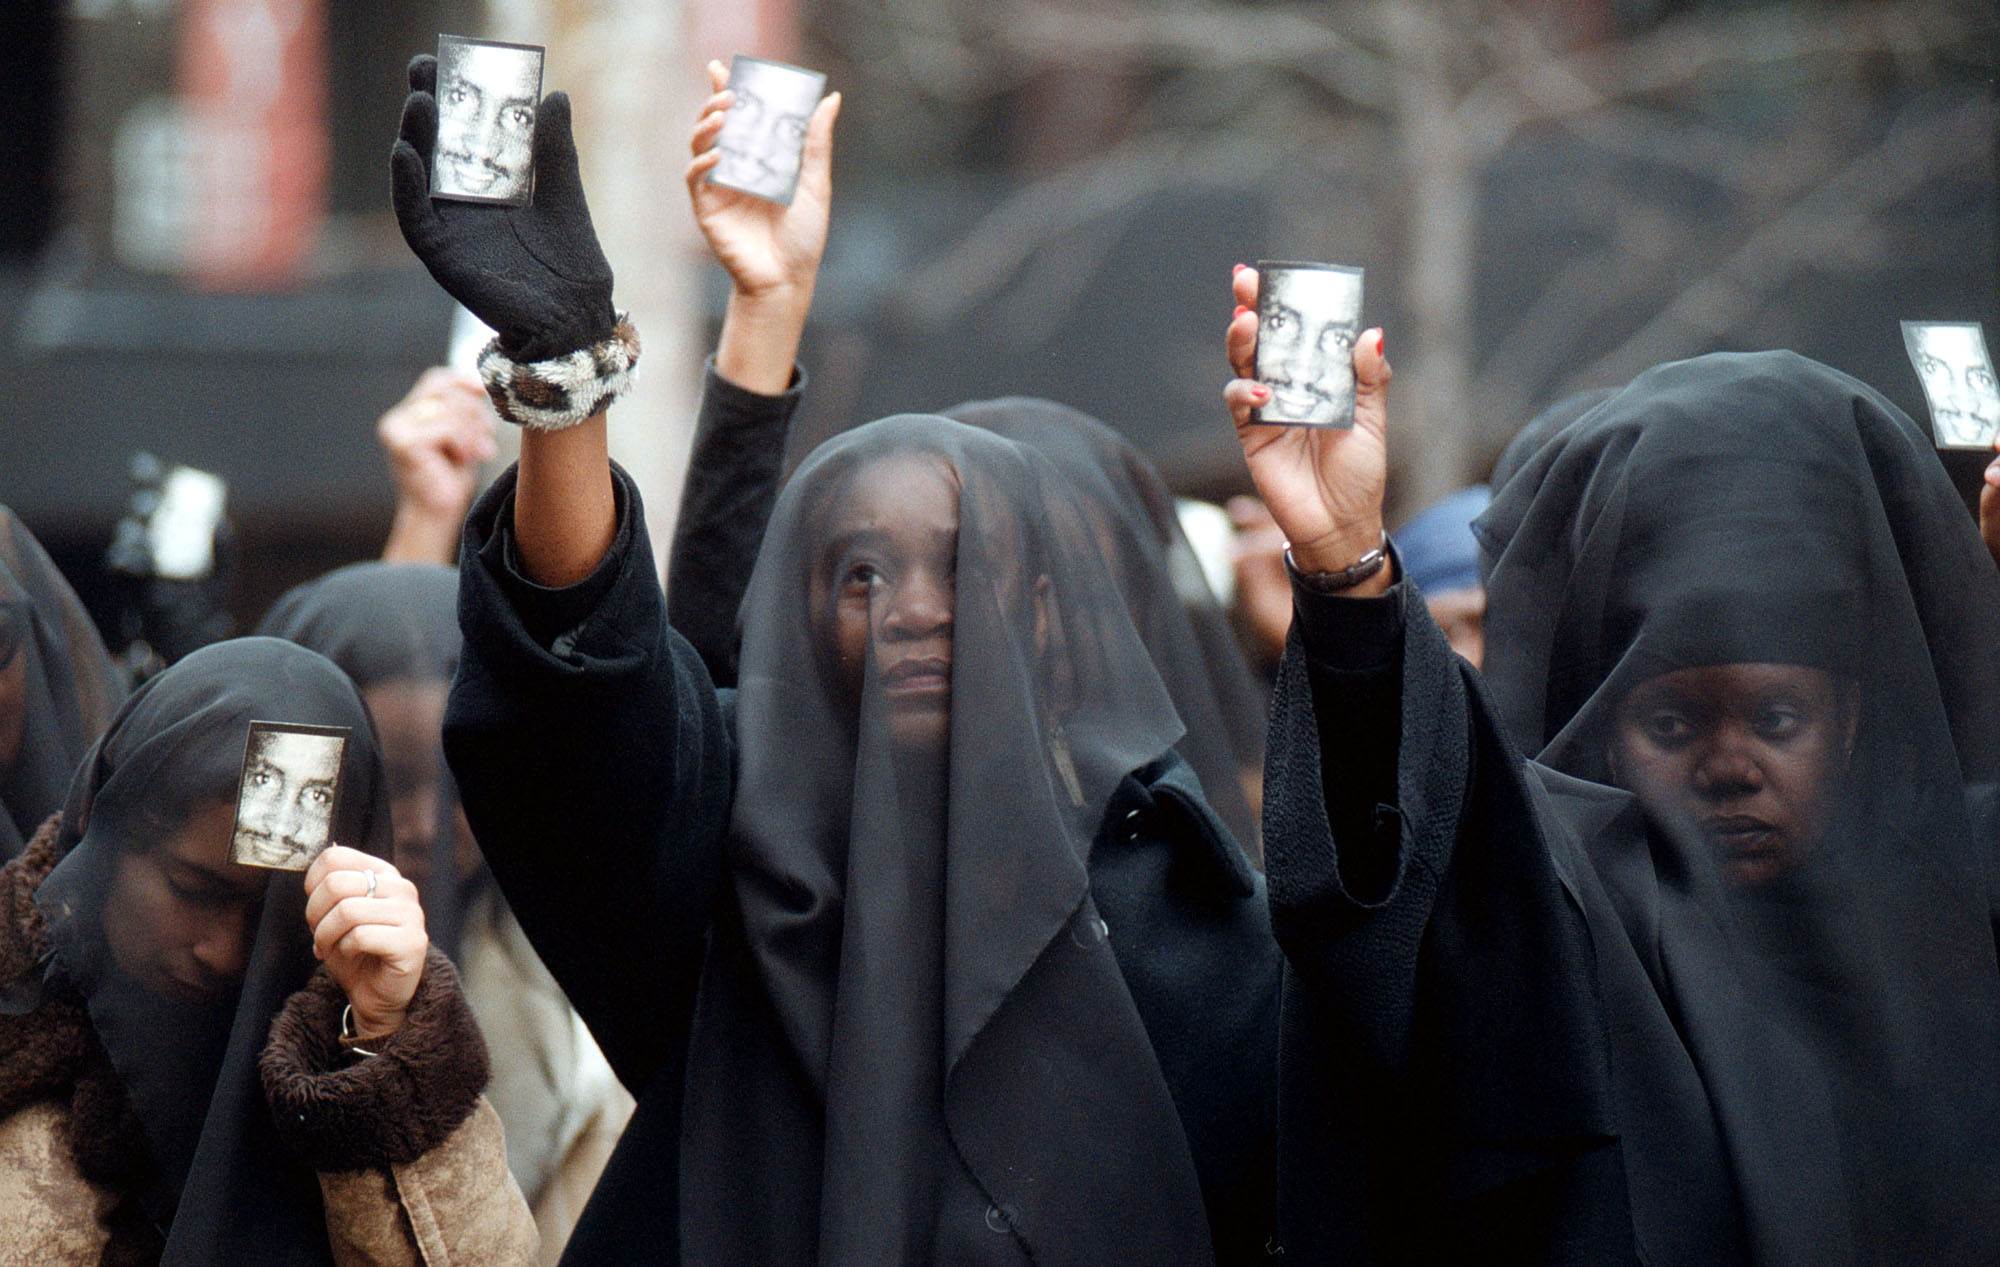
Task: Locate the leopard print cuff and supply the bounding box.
[478,316,641,431]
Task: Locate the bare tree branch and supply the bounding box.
[1458,0,1981,158]
[1565,95,1990,393]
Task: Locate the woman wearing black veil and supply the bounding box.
[1224,265,2000,1262]
[393,57,1279,1262]
[0,637,532,1262]
[0,505,126,862]
[258,562,633,1254]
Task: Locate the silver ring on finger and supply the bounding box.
[363,869,378,900]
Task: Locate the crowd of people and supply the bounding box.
[1,48,1998,1266]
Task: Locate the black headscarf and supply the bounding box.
[680,415,1214,1263]
[35,637,389,1264]
[0,505,126,859]
[1475,351,2000,1262]
[943,397,1267,856]
[257,563,471,953]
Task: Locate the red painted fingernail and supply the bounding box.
[1232,263,1248,275]
[1251,385,1270,401]
[1233,305,1250,318]
[1376,331,1387,358]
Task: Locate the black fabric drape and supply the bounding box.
[0,505,126,859]
[942,398,1267,857]
[683,415,1210,1264]
[34,637,390,1264]
[1470,350,2000,1262]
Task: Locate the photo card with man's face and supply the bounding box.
[431,35,545,206]
[230,722,350,871]
[1255,262,1365,428]
[1903,320,2000,450]
[708,54,826,206]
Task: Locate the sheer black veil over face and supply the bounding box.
[942,397,1267,856]
[34,637,388,1264]
[0,505,126,859]
[1474,350,2000,1260]
[682,415,1212,1262]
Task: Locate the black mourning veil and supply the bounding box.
[1475,352,2000,1261]
[680,416,1214,1262]
[257,563,471,953]
[943,397,1267,857]
[34,637,388,1263]
[0,505,126,859]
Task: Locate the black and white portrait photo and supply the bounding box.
[1903,320,2000,449]
[430,36,545,206]
[1255,262,1365,428]
[708,55,826,205]
[230,722,349,870]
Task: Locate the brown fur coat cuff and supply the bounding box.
[260,946,490,1171]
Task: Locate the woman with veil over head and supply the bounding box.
[939,398,1267,853]
[0,637,532,1264]
[1226,260,2000,1263]
[258,562,633,1260]
[0,506,126,862]
[665,391,1270,859]
[394,57,1280,1261]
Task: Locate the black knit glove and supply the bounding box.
[391,54,616,364]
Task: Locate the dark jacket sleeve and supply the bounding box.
[1265,573,1629,1263]
[663,358,805,688]
[443,461,734,1095]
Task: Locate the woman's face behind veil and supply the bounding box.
[1611,662,1856,886]
[102,798,268,1001]
[363,678,477,890]
[810,451,962,752]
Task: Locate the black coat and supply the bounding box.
[444,459,1281,1264]
[1263,568,1633,1263]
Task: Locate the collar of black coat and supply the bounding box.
[1097,751,1258,897]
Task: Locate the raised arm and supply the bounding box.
[664,63,837,684]
[377,367,499,565]
[1226,268,1616,1260]
[391,54,628,588]
[392,54,728,1090]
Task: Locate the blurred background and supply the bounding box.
[0,0,1992,645]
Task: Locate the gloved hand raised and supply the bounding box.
[391,54,619,369]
